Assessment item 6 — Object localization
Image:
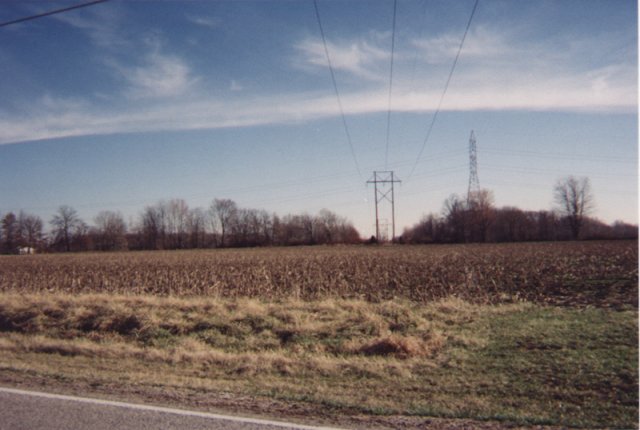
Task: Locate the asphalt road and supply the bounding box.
[0,387,343,430]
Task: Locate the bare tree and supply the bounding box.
[50,205,82,252]
[18,211,44,251]
[554,176,594,240]
[534,210,560,241]
[166,199,189,249]
[233,208,252,246]
[315,209,359,244]
[1,212,18,253]
[466,189,495,242]
[73,220,91,251]
[210,199,238,247]
[140,203,167,250]
[271,214,284,245]
[258,210,274,245]
[187,207,207,248]
[94,211,127,251]
[316,209,339,244]
[285,214,307,245]
[443,194,466,243]
[299,213,315,244]
[402,214,444,244]
[492,207,529,242]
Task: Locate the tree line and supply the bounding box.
[401,176,638,243]
[1,176,637,254]
[0,199,360,254]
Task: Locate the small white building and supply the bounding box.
[17,247,35,255]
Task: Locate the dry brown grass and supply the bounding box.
[0,293,459,361]
[0,293,494,393]
[0,291,636,428]
[354,334,444,359]
[0,293,478,398]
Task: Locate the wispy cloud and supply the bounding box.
[51,3,126,49]
[51,3,198,100]
[0,21,635,146]
[1,65,635,146]
[186,14,221,29]
[117,52,199,99]
[411,26,513,65]
[295,36,389,81]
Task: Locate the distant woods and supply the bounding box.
[0,175,637,254]
[136,198,359,251]
[0,199,360,253]
[402,176,637,244]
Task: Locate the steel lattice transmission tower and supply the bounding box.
[367,171,401,242]
[467,130,480,204]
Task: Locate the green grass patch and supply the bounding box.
[422,306,638,428]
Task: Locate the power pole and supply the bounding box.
[375,219,390,242]
[367,171,401,242]
[467,130,480,205]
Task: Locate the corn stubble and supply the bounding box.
[0,241,636,306]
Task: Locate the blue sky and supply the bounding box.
[0,0,637,237]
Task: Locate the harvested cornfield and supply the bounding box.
[0,241,636,307]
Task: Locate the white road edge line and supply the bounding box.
[0,386,345,430]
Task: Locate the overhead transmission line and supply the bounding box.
[405,0,480,181]
[384,0,398,169]
[0,0,109,28]
[312,0,363,180]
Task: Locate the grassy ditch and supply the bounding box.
[0,293,637,428]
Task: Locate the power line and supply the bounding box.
[405,0,480,181]
[482,163,637,178]
[312,0,363,180]
[0,0,109,28]
[482,147,635,163]
[384,0,398,169]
